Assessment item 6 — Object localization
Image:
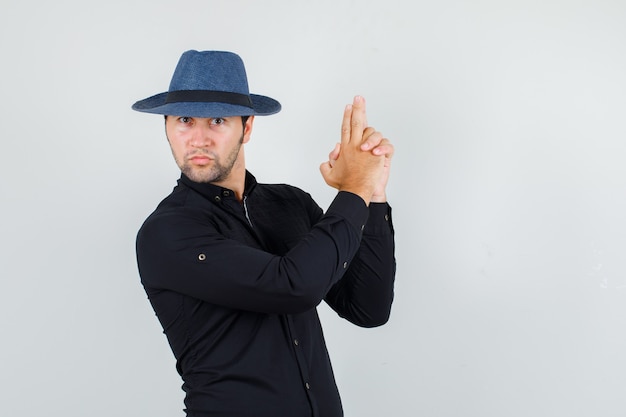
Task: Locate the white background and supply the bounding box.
[1,0,625,416]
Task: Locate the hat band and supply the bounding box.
[165,90,253,108]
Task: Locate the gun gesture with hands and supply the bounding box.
[320,96,394,205]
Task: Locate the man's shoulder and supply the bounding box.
[152,180,219,211]
[139,183,207,230]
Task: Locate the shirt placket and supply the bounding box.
[213,189,259,237]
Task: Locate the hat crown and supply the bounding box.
[169,50,250,95]
[131,50,281,117]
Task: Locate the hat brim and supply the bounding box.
[132,92,281,117]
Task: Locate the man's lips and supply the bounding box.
[188,154,213,165]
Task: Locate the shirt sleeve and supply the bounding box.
[136,191,369,315]
[324,202,396,327]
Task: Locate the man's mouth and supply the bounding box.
[188,154,214,165]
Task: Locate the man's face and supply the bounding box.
[165,115,253,183]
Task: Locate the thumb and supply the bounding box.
[319,161,331,177]
[329,143,341,160]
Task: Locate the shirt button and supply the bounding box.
[294,339,299,346]
[223,190,230,197]
[198,253,206,261]
[214,196,222,202]
[361,224,365,231]
[305,382,310,390]
[384,214,389,221]
[343,261,348,269]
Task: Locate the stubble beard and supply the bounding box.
[178,133,244,184]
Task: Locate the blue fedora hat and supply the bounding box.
[132,50,281,117]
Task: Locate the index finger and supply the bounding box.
[350,96,368,145]
[341,104,353,145]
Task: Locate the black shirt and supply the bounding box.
[136,171,395,417]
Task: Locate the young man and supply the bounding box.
[133,50,396,417]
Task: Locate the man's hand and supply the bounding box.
[320,96,394,204]
[320,96,386,205]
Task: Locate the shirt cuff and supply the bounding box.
[325,191,370,235]
[364,202,394,235]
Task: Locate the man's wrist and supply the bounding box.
[370,193,387,203]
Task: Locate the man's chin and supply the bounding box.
[183,167,226,184]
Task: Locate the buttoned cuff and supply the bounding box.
[325,191,370,235]
[364,203,394,235]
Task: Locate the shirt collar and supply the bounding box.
[178,170,258,201]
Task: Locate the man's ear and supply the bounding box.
[242,115,255,144]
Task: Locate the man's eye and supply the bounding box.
[179,117,192,124]
[212,118,225,125]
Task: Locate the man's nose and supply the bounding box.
[189,126,212,147]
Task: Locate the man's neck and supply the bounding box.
[211,163,247,202]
